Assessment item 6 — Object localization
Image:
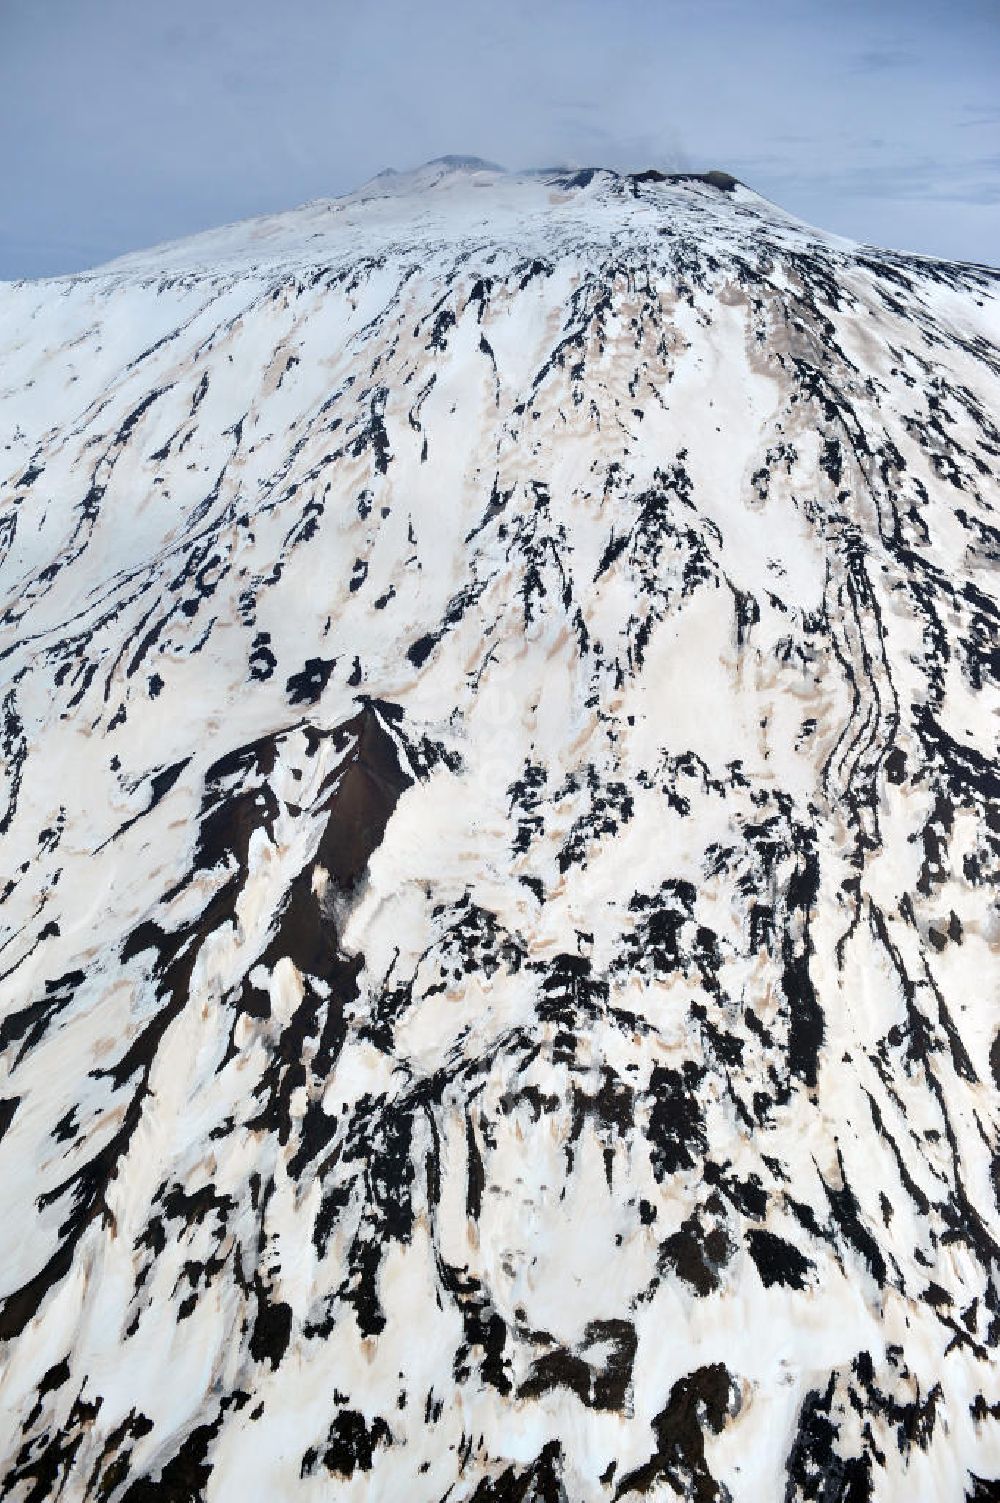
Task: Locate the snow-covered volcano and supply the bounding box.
[0,159,998,1501]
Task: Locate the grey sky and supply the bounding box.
[1,0,998,278]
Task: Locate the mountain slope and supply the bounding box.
[0,161,998,1502]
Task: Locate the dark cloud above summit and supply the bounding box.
[0,0,997,276]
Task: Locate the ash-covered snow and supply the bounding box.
[0,162,998,1501]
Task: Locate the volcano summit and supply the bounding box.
[0,161,998,1501]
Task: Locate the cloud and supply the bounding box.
[799,156,1000,206]
[959,104,1000,128]
[849,48,913,73]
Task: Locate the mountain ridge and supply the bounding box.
[3,161,870,286]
